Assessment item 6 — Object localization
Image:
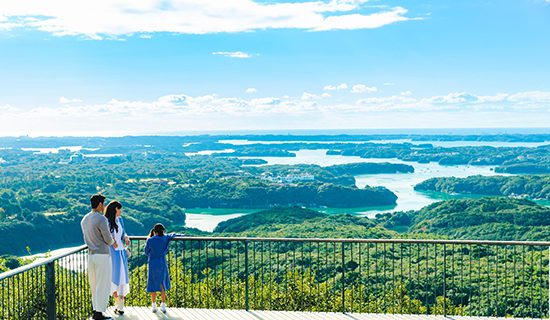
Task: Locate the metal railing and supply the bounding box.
[1,237,549,319]
[126,236,550,318]
[0,245,90,320]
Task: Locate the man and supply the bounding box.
[81,194,117,320]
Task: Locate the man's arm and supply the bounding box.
[98,218,115,247]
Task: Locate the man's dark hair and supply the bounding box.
[90,194,106,209]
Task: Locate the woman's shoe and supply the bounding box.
[115,298,125,315]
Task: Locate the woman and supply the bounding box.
[104,201,130,315]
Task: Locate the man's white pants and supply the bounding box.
[88,254,112,313]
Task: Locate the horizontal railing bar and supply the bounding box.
[3,236,549,281]
[0,245,88,281]
[129,235,550,246]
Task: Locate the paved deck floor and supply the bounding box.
[105,307,536,320]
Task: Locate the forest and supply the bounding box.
[415,175,550,200]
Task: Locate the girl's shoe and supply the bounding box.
[160,302,167,313]
[151,302,157,313]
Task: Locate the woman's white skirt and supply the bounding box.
[110,248,130,297]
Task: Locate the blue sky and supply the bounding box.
[0,0,549,135]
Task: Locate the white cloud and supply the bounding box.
[0,15,22,30]
[18,91,550,117]
[301,91,332,101]
[351,84,378,93]
[312,6,411,31]
[400,91,412,96]
[427,92,478,104]
[212,51,253,59]
[0,0,416,39]
[0,104,20,113]
[59,96,83,104]
[2,90,549,135]
[323,83,348,91]
[245,87,257,94]
[507,91,550,103]
[354,91,550,112]
[157,94,188,106]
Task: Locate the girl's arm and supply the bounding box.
[168,232,180,240]
[163,233,182,254]
[171,232,185,238]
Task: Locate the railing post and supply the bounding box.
[244,240,249,311]
[443,243,447,317]
[341,242,345,313]
[45,261,56,320]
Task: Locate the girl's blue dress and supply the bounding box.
[144,233,178,292]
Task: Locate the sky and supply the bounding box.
[0,0,549,136]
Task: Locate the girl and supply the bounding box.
[144,223,180,313]
[104,201,130,315]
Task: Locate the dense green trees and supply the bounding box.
[172,180,397,208]
[325,162,414,175]
[215,207,325,233]
[328,144,550,174]
[376,198,550,241]
[415,175,550,200]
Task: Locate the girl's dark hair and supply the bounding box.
[104,201,122,233]
[149,223,166,238]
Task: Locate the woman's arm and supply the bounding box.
[120,218,130,246]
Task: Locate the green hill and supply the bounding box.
[214,206,325,233]
[407,197,550,241]
[215,206,398,239]
[415,175,550,200]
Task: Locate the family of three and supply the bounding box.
[81,194,180,320]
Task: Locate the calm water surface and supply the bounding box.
[187,148,517,228]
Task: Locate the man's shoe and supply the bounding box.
[92,311,112,320]
[151,302,157,313]
[160,302,167,313]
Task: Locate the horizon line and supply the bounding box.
[1,127,550,139]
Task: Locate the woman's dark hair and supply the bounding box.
[149,223,166,238]
[104,201,122,233]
